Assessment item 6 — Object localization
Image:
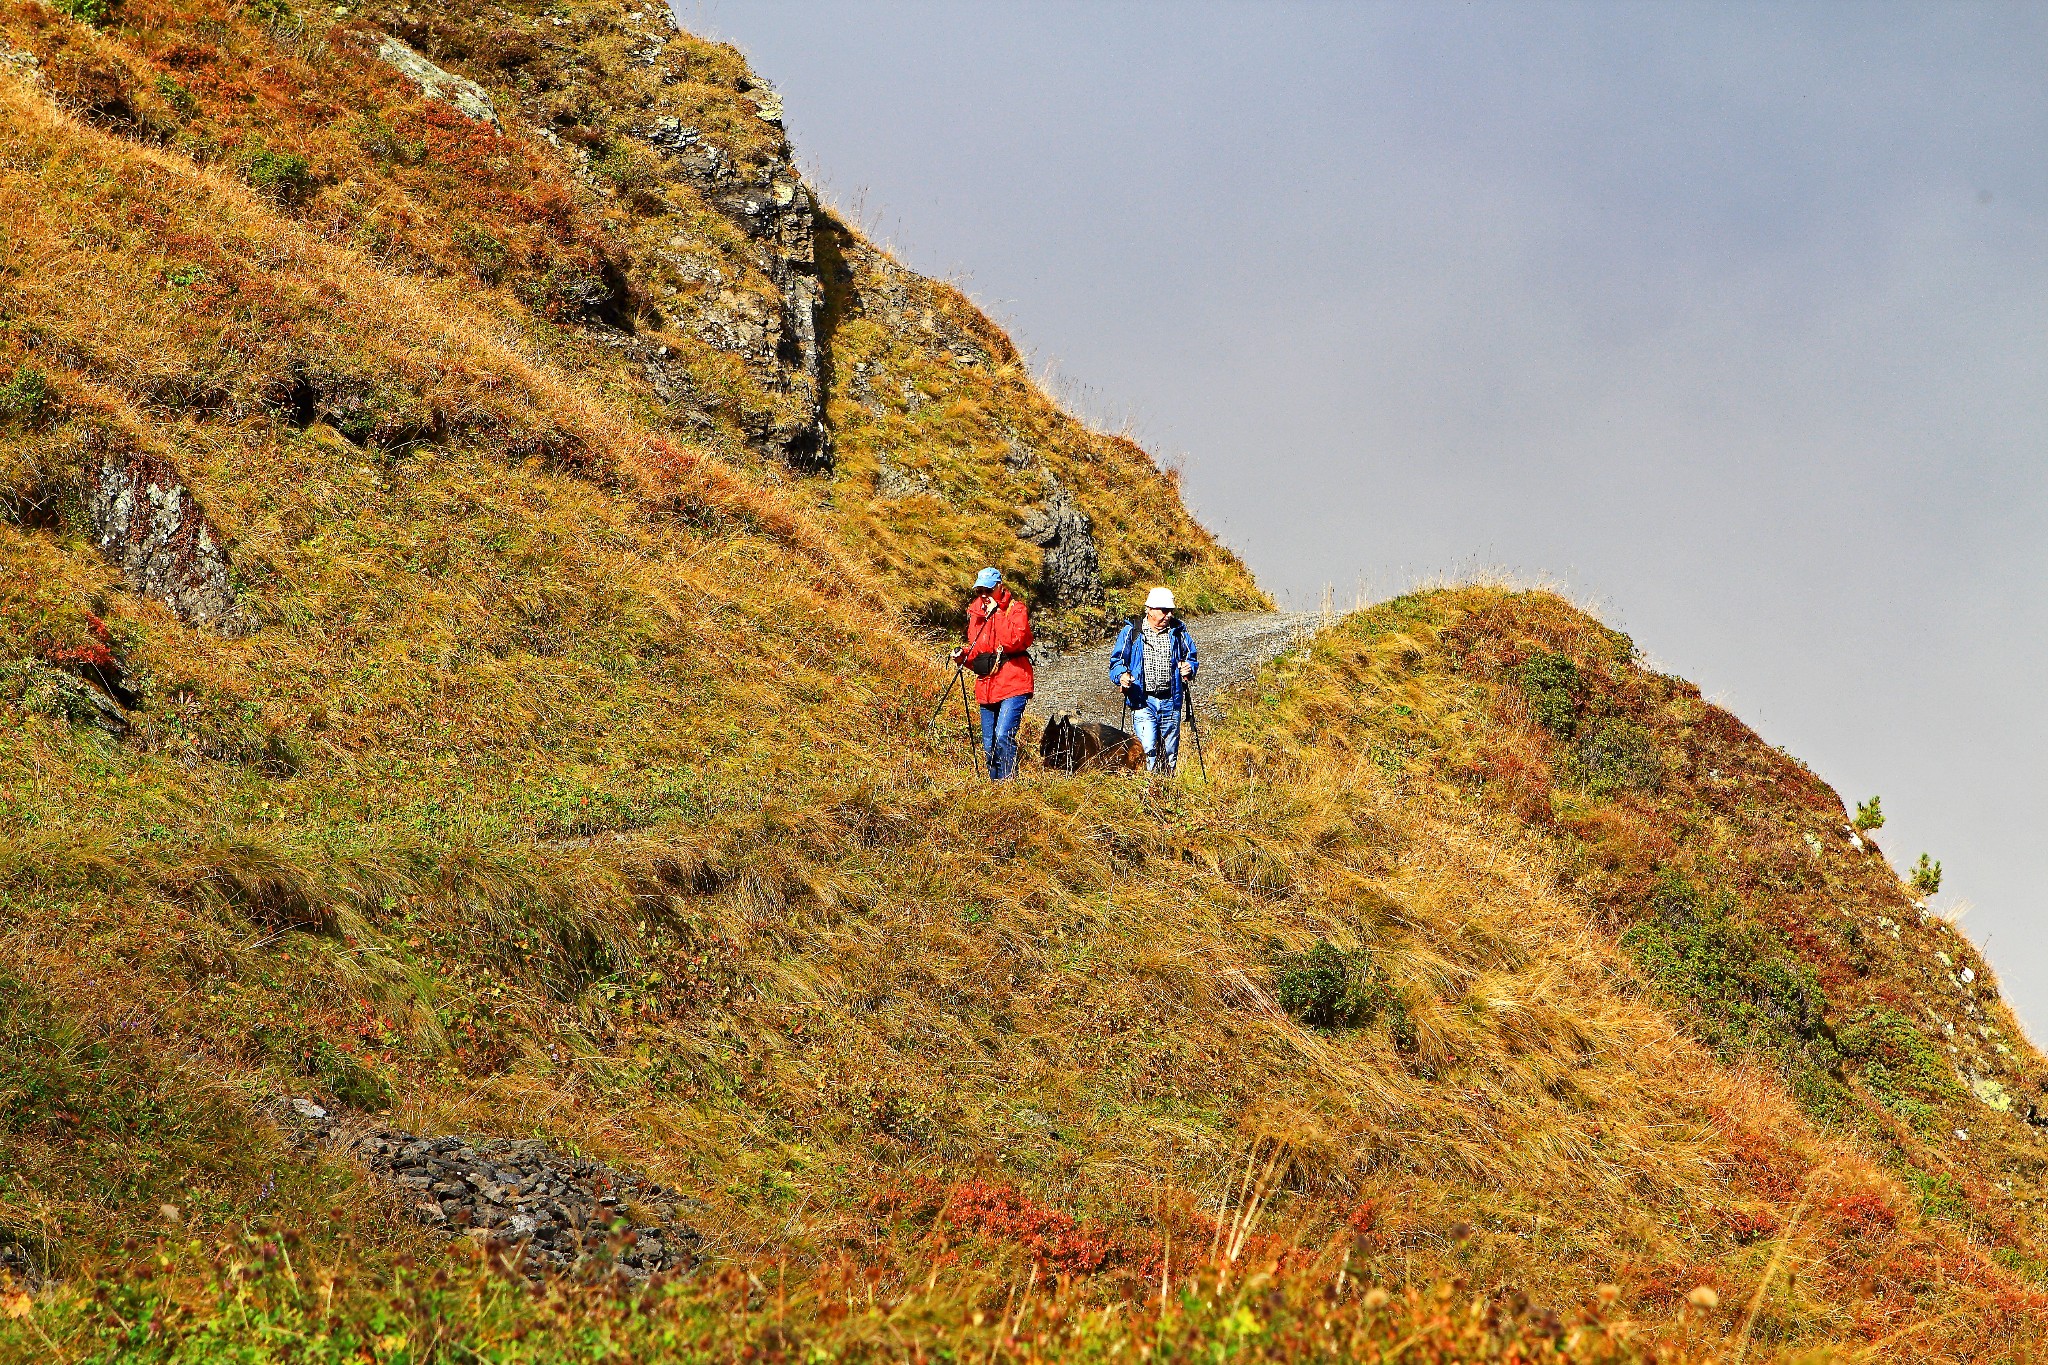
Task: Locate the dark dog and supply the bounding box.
[1039,711,1143,773]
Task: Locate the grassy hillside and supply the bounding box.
[0,0,1262,643]
[1,1,2045,1362]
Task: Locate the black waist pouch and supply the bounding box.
[965,649,1031,678]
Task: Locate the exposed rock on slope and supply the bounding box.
[289,1100,700,1280]
[372,34,500,127]
[373,1,828,466]
[85,444,238,629]
[329,0,1257,623]
[1016,476,1104,612]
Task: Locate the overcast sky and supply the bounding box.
[676,1,2048,1033]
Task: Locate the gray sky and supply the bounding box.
[678,1,2048,1033]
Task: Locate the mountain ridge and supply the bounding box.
[1,2,2044,1361]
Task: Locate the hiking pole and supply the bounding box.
[927,663,976,776]
[1181,676,1208,780]
[959,666,988,780]
[925,662,969,737]
[926,662,983,778]
[1120,680,1144,774]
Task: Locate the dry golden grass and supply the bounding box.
[0,5,2044,1362]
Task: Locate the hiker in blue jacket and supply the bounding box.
[1108,587,1199,773]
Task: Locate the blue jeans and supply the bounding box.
[980,694,1030,780]
[1130,695,1182,773]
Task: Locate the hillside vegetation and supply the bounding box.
[1,1,2044,1362]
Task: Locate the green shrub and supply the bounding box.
[1571,719,1663,796]
[152,73,198,119]
[453,223,510,284]
[1273,939,1391,1031]
[1385,995,1418,1054]
[245,0,293,23]
[592,144,654,196]
[350,113,426,169]
[53,0,116,25]
[1620,870,1831,1070]
[241,146,314,203]
[1853,795,1885,833]
[1509,652,1582,738]
[1906,1168,1973,1228]
[0,365,47,426]
[257,1023,392,1111]
[1909,853,1942,898]
[313,1041,392,1111]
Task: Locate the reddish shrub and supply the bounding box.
[1823,1191,1899,1239]
[934,1179,1117,1276]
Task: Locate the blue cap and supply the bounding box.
[973,567,1003,590]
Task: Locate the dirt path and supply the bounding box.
[1030,611,1323,727]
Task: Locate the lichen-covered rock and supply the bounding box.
[1971,1074,2014,1112]
[1018,476,1104,611]
[287,1100,701,1281]
[634,111,826,468]
[86,444,239,628]
[0,659,128,733]
[373,34,499,127]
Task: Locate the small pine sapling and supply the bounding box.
[1853,796,1885,834]
[1909,853,1942,898]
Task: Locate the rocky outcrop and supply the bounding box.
[289,1099,701,1280]
[635,99,827,468]
[372,34,500,127]
[85,442,240,629]
[1018,476,1104,611]
[368,6,827,467]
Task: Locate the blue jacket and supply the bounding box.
[1108,615,1199,708]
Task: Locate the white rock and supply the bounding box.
[374,35,500,128]
[1970,1076,2013,1112]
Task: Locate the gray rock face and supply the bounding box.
[638,118,826,469]
[373,35,500,127]
[1018,477,1104,612]
[287,1102,700,1281]
[86,446,238,628]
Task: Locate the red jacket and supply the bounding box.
[960,586,1034,704]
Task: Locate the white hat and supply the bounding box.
[1145,587,1176,610]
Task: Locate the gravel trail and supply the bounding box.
[1030,611,1323,727]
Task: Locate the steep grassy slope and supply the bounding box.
[1257,590,2048,1223]
[2,2,2047,1363]
[0,0,1262,642]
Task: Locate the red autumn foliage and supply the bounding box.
[42,611,117,671]
[939,1179,1118,1276]
[1712,1121,1803,1205]
[1822,1191,1899,1240]
[875,1177,1121,1277]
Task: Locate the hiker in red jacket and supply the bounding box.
[952,567,1034,779]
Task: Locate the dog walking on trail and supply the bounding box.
[952,567,1035,780]
[1109,587,1199,773]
